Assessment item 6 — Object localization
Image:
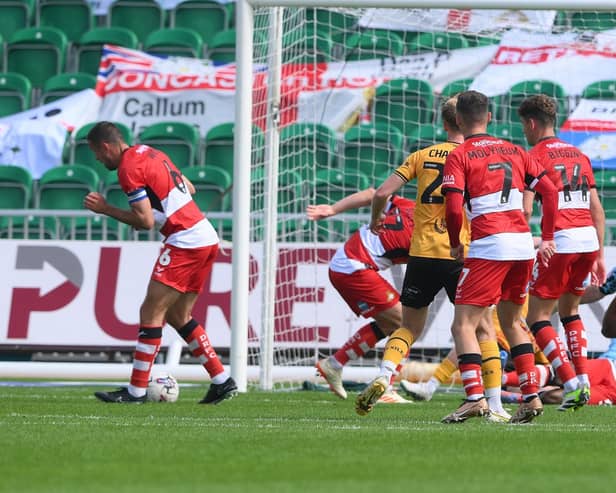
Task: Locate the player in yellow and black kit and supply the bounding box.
[356,96,509,421]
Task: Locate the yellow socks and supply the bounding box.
[379,328,415,379]
[433,358,457,384]
[480,339,502,391]
[480,339,505,412]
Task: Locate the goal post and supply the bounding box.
[231,0,616,391]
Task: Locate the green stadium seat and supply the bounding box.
[305,8,357,32]
[279,123,338,180]
[405,124,448,153]
[0,215,60,239]
[571,12,616,32]
[108,0,165,44]
[437,78,500,123]
[36,0,93,43]
[251,167,305,214]
[68,214,129,240]
[0,0,34,43]
[207,28,237,64]
[0,72,32,116]
[144,28,204,58]
[69,121,134,169]
[88,171,132,240]
[224,0,235,28]
[77,27,140,76]
[170,0,230,49]
[343,123,405,180]
[501,79,568,126]
[464,34,501,47]
[593,169,616,188]
[439,78,473,99]
[581,80,616,100]
[7,26,68,89]
[373,78,435,138]
[305,8,358,59]
[37,164,100,234]
[407,31,469,53]
[552,10,570,31]
[312,168,369,241]
[251,167,307,241]
[40,72,96,104]
[102,171,125,209]
[487,121,527,148]
[182,164,232,213]
[206,28,237,64]
[0,165,33,233]
[70,160,109,183]
[344,29,404,61]
[282,26,334,63]
[206,28,268,64]
[138,121,200,169]
[594,169,616,243]
[0,161,51,240]
[203,122,265,177]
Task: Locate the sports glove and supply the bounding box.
[599,267,616,295]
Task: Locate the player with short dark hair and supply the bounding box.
[84,121,237,404]
[441,90,559,424]
[356,96,510,422]
[519,94,606,411]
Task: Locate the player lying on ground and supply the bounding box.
[501,356,616,407]
[401,269,616,406]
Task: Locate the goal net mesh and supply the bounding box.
[246,6,616,388]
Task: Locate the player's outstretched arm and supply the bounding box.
[306,187,375,220]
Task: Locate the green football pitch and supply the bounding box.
[1,383,614,493]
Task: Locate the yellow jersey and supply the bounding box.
[394,141,470,259]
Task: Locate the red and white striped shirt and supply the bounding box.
[443,134,556,260]
[118,145,218,248]
[330,196,415,273]
[530,137,599,253]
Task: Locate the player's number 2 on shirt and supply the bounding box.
[487,161,512,204]
[421,162,444,204]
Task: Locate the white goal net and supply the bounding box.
[231,1,616,390]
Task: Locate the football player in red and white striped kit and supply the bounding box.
[518,94,606,412]
[441,90,559,424]
[84,121,237,404]
[308,188,415,402]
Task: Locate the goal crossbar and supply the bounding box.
[248,1,616,11]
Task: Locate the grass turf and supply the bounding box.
[1,384,614,493]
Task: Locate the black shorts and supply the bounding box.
[400,256,463,309]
